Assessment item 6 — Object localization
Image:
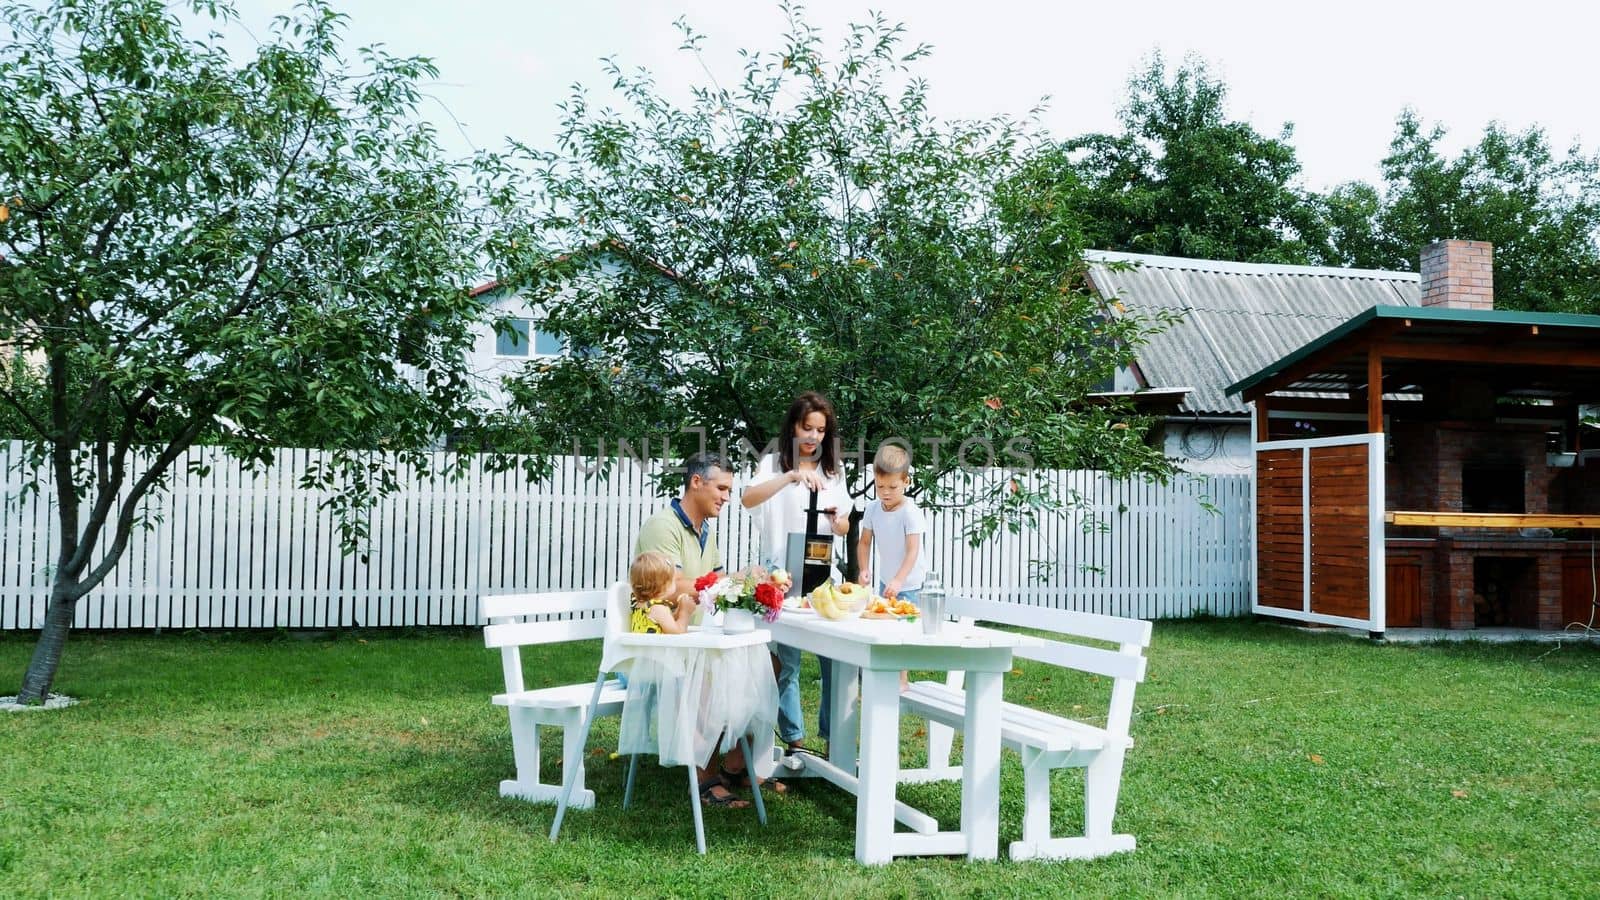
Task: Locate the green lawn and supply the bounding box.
[2,621,1596,898]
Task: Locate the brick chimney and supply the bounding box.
[1419,240,1493,309]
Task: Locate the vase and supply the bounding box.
[723,608,756,633]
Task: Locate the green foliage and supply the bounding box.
[0,353,44,440]
[488,7,1175,531]
[0,0,510,699]
[1046,55,1332,265]
[1040,56,1600,313]
[1325,111,1600,313]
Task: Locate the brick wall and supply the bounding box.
[1407,423,1551,526]
[1420,240,1494,309]
[1392,421,1564,629]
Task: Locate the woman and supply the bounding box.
[742,391,852,756]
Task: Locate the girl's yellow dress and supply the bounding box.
[629,597,675,634]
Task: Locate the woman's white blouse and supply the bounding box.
[750,453,851,569]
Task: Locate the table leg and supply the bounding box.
[855,667,900,865]
[960,669,1003,861]
[828,660,861,775]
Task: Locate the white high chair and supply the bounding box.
[549,582,773,854]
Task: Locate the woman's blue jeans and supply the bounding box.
[774,642,832,743]
[773,587,921,744]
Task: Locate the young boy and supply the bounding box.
[857,443,926,604]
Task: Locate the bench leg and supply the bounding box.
[1009,746,1136,861]
[927,720,956,770]
[1083,745,1130,845]
[898,718,962,784]
[559,708,589,798]
[1019,746,1052,849]
[500,708,597,808]
[511,710,540,785]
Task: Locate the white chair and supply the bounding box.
[482,588,626,809]
[550,584,772,854]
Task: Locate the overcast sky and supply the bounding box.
[220,0,1596,191]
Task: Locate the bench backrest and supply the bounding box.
[482,589,615,694]
[948,595,1152,738]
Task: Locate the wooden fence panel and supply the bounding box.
[1255,448,1304,610]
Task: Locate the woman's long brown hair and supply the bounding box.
[777,390,840,478]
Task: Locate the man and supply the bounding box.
[631,451,762,807]
[633,451,732,597]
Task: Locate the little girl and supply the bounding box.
[629,551,697,634]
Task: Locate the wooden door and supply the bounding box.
[1563,555,1599,628]
[1307,444,1370,620]
[1386,557,1422,627]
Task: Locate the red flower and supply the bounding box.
[754,582,782,609]
[694,572,720,592]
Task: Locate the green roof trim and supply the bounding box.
[1225,305,1600,398]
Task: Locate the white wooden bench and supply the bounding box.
[482,587,628,810]
[898,596,1152,861]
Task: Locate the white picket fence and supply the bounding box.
[0,441,1251,630]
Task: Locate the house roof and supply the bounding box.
[1085,250,1420,415]
[468,239,684,300]
[1226,304,1600,400]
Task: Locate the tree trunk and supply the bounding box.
[16,582,77,704]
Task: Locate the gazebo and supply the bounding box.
[1225,241,1600,637]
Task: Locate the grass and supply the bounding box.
[1,621,1597,898]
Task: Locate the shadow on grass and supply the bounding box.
[377,725,1011,861]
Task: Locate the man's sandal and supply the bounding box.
[721,764,787,795]
[698,775,751,809]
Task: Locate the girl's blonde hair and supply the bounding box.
[629,551,677,606]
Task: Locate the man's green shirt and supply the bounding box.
[633,498,722,581]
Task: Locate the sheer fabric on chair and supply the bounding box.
[607,587,779,776]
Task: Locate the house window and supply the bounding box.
[496,319,565,357]
[535,330,564,356]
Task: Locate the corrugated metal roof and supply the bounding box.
[1086,250,1420,415]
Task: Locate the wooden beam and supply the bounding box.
[1255,394,1269,442]
[1377,342,1600,369]
[1242,320,1404,403]
[1385,511,1600,528]
[1366,346,1383,433]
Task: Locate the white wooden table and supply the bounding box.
[763,613,1028,864]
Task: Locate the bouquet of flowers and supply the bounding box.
[693,567,792,623]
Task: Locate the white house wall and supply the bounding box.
[1165,421,1253,475]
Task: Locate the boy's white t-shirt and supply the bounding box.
[862,496,927,591]
[751,453,851,570]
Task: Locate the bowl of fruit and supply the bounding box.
[808,581,871,620]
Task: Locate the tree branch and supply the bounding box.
[76,412,211,595]
[0,383,50,438]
